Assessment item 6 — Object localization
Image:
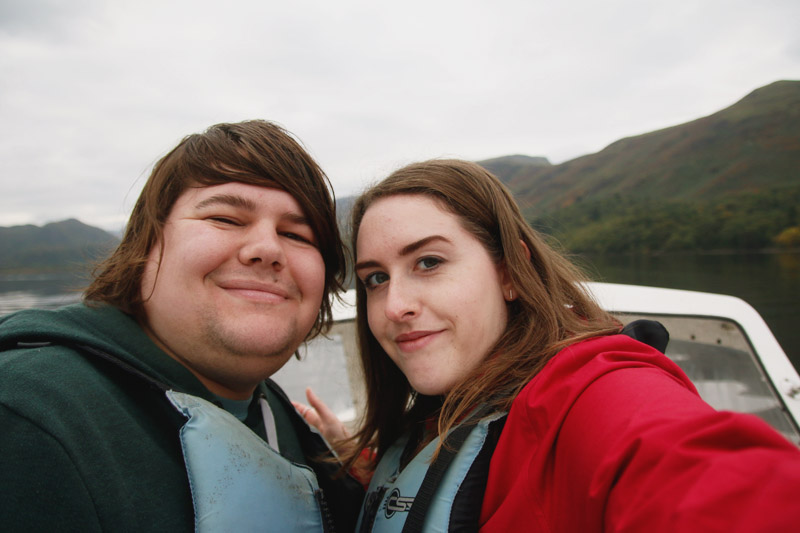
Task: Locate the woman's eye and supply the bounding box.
[417,257,442,271]
[363,271,389,289]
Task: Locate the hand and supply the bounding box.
[292,387,351,444]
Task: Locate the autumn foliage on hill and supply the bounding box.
[481,80,800,254]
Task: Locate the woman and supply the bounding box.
[299,159,800,531]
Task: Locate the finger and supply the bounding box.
[305,388,350,439]
[305,388,337,422]
[291,401,311,416]
[304,408,323,429]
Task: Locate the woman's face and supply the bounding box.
[355,194,511,396]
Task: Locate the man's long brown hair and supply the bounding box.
[84,120,345,338]
[341,159,619,469]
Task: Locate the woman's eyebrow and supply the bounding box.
[399,235,450,256]
[354,259,380,272]
[354,235,451,272]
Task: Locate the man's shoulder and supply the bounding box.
[0,303,131,346]
[0,340,116,406]
[1,303,167,380]
[0,305,158,409]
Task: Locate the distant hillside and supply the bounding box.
[470,80,800,253]
[0,219,119,272]
[498,80,799,216]
[478,155,551,185]
[334,81,799,254]
[336,195,357,228]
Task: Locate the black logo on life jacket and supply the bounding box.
[383,488,414,518]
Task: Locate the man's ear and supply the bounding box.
[140,239,164,303]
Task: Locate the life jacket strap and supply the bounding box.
[401,403,497,533]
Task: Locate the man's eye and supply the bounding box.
[209,216,239,225]
[363,272,389,289]
[281,232,316,246]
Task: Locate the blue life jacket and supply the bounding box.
[168,391,328,532]
[357,408,507,532]
[70,343,364,532]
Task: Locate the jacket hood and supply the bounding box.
[0,303,211,398]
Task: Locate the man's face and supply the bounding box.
[140,182,326,399]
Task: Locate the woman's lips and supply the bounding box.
[394,330,443,351]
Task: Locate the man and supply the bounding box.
[0,121,363,531]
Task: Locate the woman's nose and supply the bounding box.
[383,281,419,322]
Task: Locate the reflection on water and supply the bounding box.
[0,290,82,315]
[0,272,87,315]
[776,252,800,274]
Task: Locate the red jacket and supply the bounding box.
[480,335,800,532]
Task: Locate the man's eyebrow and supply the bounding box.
[354,235,451,271]
[283,212,312,225]
[195,194,312,226]
[194,194,258,212]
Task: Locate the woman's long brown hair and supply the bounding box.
[339,159,620,472]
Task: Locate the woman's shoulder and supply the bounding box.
[515,333,697,414]
[550,333,688,379]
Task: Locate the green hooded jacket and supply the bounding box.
[0,303,362,532]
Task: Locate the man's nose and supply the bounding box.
[238,225,286,269]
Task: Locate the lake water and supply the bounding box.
[0,271,86,314]
[580,251,800,371]
[2,251,799,375]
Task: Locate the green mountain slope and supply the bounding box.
[502,80,799,217]
[478,154,551,185]
[465,80,800,253]
[0,219,119,272]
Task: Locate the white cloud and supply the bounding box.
[1,0,798,230]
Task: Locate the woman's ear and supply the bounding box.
[520,239,531,260]
[503,284,515,302]
[499,264,514,302]
[502,240,531,302]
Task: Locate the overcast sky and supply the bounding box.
[1,0,798,231]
